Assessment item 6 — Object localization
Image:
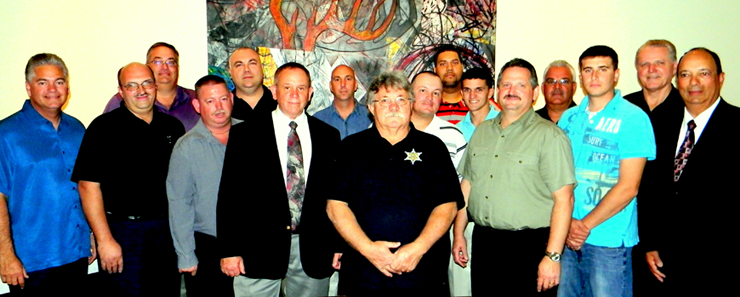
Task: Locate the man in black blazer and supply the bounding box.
[640,48,740,295]
[217,62,341,297]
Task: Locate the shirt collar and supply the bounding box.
[681,96,721,129]
[576,89,624,113]
[20,99,67,129]
[492,107,537,129]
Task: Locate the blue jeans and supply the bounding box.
[558,244,633,297]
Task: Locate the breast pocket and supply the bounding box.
[503,152,539,174]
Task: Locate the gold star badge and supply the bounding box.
[404,149,422,165]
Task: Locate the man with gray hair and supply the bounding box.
[623,39,685,296]
[536,60,578,123]
[328,71,463,295]
[0,53,94,296]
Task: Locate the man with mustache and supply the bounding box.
[167,75,240,296]
[328,71,463,296]
[103,42,199,131]
[73,62,185,296]
[454,58,575,296]
[313,65,371,139]
[537,60,579,123]
[227,47,277,120]
[557,46,655,297]
[434,45,468,125]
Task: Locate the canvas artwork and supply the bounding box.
[207,0,496,114]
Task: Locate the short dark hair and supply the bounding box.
[25,53,69,83]
[462,67,494,89]
[680,47,723,74]
[434,44,462,66]
[579,45,619,70]
[497,58,538,87]
[410,71,439,84]
[147,42,179,62]
[274,62,312,86]
[195,75,228,97]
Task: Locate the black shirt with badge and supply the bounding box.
[333,123,464,294]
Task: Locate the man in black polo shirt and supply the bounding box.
[73,62,185,296]
[327,71,463,296]
[227,47,276,120]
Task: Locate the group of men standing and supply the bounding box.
[0,39,735,297]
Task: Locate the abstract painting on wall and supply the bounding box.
[207,0,495,114]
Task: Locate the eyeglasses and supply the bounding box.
[123,80,156,92]
[544,78,572,85]
[373,97,411,106]
[149,60,178,67]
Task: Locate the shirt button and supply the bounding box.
[494,155,498,158]
[490,175,493,178]
[501,135,505,138]
[519,160,523,163]
[485,196,489,199]
[484,216,489,220]
[72,187,76,190]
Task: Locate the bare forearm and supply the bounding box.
[582,183,638,230]
[0,193,17,258]
[413,202,457,251]
[78,181,114,243]
[546,185,574,253]
[454,179,472,239]
[327,200,373,254]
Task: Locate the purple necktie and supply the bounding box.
[286,121,305,230]
[674,120,696,182]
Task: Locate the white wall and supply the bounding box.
[3,1,740,124]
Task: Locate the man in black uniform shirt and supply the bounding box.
[327,71,463,296]
[73,62,185,296]
[227,47,276,120]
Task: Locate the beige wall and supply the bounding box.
[1,0,738,124]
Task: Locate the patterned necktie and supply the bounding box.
[674,120,696,182]
[286,121,305,230]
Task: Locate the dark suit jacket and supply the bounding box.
[640,98,740,290]
[217,113,341,280]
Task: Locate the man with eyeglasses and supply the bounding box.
[103,42,199,131]
[454,58,575,296]
[328,71,463,296]
[73,62,185,296]
[536,60,578,124]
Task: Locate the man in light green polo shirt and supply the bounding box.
[452,58,575,296]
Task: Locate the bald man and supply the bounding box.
[313,65,371,139]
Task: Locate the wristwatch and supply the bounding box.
[545,251,561,262]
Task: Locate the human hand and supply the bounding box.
[180,265,198,276]
[360,241,400,277]
[452,236,468,268]
[646,251,666,282]
[88,233,97,265]
[566,219,590,250]
[220,257,245,277]
[98,239,123,273]
[0,254,28,288]
[537,256,560,292]
[332,253,342,270]
[389,242,427,274]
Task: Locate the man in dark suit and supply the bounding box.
[217,62,341,297]
[640,48,740,295]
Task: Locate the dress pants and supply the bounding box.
[183,232,234,297]
[472,225,555,297]
[233,234,329,297]
[100,218,180,297]
[8,258,88,297]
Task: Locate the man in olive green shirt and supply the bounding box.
[452,58,575,296]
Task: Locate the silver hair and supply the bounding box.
[635,39,677,65]
[366,71,415,104]
[25,53,68,83]
[542,60,576,84]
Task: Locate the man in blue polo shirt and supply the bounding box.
[313,65,371,139]
[0,53,93,296]
[557,45,655,297]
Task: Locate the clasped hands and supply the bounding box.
[362,241,425,277]
[566,219,591,251]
